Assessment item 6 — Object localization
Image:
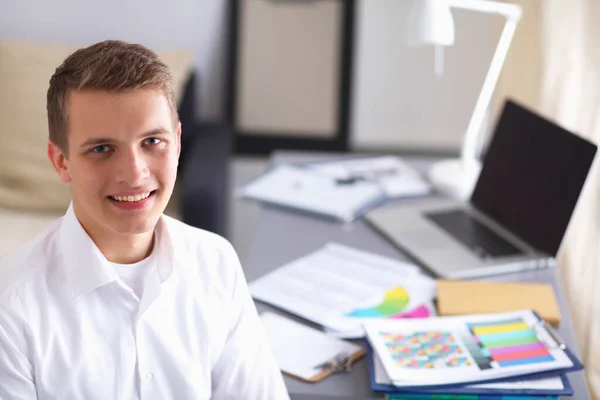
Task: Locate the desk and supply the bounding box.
[243,151,590,400]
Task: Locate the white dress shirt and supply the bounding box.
[0,205,289,400]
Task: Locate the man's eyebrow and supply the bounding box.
[79,128,172,148]
[137,127,171,138]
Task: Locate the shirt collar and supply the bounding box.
[59,203,180,300]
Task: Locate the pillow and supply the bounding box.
[0,41,193,213]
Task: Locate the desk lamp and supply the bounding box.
[406,0,522,200]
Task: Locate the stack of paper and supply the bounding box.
[249,243,436,338]
[238,165,386,222]
[238,156,431,223]
[304,155,431,199]
[363,310,583,398]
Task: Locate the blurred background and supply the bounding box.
[1,0,599,398]
[0,0,574,251]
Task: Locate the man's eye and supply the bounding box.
[144,137,162,146]
[92,145,111,153]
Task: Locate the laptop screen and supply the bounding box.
[470,100,597,256]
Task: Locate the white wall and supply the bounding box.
[350,0,505,152]
[0,0,228,121]
[0,0,518,151]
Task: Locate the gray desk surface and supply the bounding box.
[243,151,589,400]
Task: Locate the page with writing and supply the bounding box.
[249,243,435,337]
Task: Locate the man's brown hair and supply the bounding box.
[47,40,178,155]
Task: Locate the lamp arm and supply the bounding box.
[448,2,521,169]
[446,0,522,19]
[423,0,522,200]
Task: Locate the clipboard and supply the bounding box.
[363,309,583,390]
[366,341,574,396]
[259,312,366,383]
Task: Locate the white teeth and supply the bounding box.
[111,192,151,202]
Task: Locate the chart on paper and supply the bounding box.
[249,243,436,336]
[364,310,575,387]
[465,317,555,369]
[380,331,471,369]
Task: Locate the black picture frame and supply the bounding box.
[225,0,356,155]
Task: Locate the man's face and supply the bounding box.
[48,89,181,238]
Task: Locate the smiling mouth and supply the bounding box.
[109,190,156,202]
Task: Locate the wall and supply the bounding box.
[492,0,542,136]
[0,0,538,153]
[0,0,228,121]
[350,0,507,153]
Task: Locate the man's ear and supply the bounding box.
[47,140,72,183]
[176,122,182,159]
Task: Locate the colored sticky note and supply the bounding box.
[472,322,529,335]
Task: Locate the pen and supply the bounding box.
[336,168,399,185]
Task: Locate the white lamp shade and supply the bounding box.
[406,0,455,46]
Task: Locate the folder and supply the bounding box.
[385,394,559,399]
[436,280,561,327]
[366,342,574,397]
[363,310,583,390]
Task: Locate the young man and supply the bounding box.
[0,40,289,399]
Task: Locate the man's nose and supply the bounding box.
[115,149,150,186]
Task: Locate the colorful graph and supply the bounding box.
[380,330,471,369]
[467,318,554,368]
[345,286,411,318]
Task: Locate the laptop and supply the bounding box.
[365,99,597,279]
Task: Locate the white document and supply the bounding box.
[364,310,575,387]
[372,349,565,391]
[249,243,436,337]
[305,156,431,198]
[260,312,364,382]
[238,164,386,222]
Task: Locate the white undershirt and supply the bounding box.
[110,252,156,300]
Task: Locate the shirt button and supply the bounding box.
[145,373,153,382]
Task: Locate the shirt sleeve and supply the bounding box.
[0,317,37,399]
[210,243,289,400]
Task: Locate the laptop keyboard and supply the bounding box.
[425,209,524,259]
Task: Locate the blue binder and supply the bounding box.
[365,311,582,394]
[366,342,575,396]
[385,394,559,399]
